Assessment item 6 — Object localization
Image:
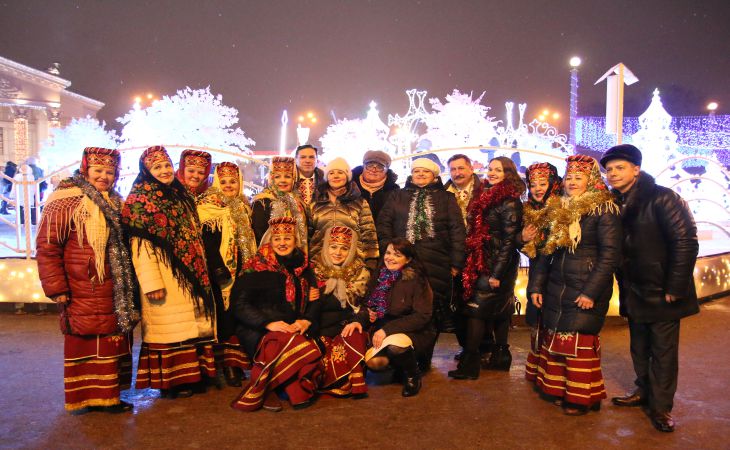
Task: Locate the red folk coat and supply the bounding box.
[36,194,118,336]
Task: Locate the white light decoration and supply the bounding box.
[631,89,681,176]
[569,56,582,68]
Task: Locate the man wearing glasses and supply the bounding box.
[351,150,400,232]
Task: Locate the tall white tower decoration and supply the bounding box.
[631,89,680,177]
[595,63,639,144]
[364,100,391,149]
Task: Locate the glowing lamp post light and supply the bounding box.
[707,102,718,117]
[296,111,318,145]
[569,56,581,146]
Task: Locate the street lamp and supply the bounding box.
[569,56,581,146]
[707,101,718,117]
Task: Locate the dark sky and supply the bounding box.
[1,0,728,149]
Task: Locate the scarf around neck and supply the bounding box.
[197,187,257,278]
[41,172,138,332]
[122,166,213,317]
[365,267,402,319]
[461,181,522,300]
[244,244,312,314]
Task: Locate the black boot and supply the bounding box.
[448,352,480,380]
[484,344,512,371]
[389,348,422,397]
[224,366,243,387]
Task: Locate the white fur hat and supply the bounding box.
[411,157,440,177]
[324,157,352,181]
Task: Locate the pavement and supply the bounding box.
[1,297,729,450]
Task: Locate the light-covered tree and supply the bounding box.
[117,86,255,159]
[320,102,395,168]
[39,116,119,174]
[422,90,499,149]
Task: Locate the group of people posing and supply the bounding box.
[36,142,699,433]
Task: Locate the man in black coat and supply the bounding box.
[601,144,700,433]
[351,150,399,227]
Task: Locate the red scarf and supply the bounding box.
[462,181,522,300]
[244,244,310,314]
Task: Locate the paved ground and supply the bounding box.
[1,298,729,450]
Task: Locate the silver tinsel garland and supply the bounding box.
[72,172,138,332]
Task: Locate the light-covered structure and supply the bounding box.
[0,56,104,165]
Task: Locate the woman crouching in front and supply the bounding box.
[230,217,322,412]
[358,238,437,397]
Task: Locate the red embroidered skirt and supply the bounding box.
[231,331,322,412]
[63,333,132,411]
[318,331,367,397]
[535,330,606,406]
[213,335,252,370]
[524,326,542,383]
[135,340,215,390]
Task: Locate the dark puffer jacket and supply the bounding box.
[528,209,622,335]
[614,172,699,323]
[230,250,320,357]
[351,165,400,223]
[465,190,523,320]
[308,181,379,263]
[36,196,118,336]
[376,178,466,318]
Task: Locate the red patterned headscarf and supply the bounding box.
[80,147,121,182]
[176,149,212,195]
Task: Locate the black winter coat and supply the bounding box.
[376,178,466,311]
[351,166,400,223]
[317,293,358,338]
[465,190,523,320]
[528,209,622,335]
[231,251,320,357]
[614,172,699,323]
[202,226,236,340]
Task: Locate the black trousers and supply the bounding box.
[628,318,680,413]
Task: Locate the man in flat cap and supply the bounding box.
[601,144,699,433]
[351,150,400,225]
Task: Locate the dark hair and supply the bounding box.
[491,156,526,194]
[447,154,472,167]
[295,144,318,157]
[379,237,429,278]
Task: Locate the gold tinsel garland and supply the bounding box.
[540,190,619,256]
[521,203,550,258]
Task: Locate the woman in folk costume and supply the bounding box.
[251,156,308,250]
[36,147,137,413]
[197,162,257,387]
[520,162,563,383]
[376,157,465,344]
[176,149,212,198]
[122,145,216,399]
[312,225,370,398]
[357,238,436,397]
[527,154,621,415]
[308,157,379,269]
[230,217,322,412]
[448,156,524,380]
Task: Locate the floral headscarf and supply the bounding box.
[122,146,214,316]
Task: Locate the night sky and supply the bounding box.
[1,0,728,149]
